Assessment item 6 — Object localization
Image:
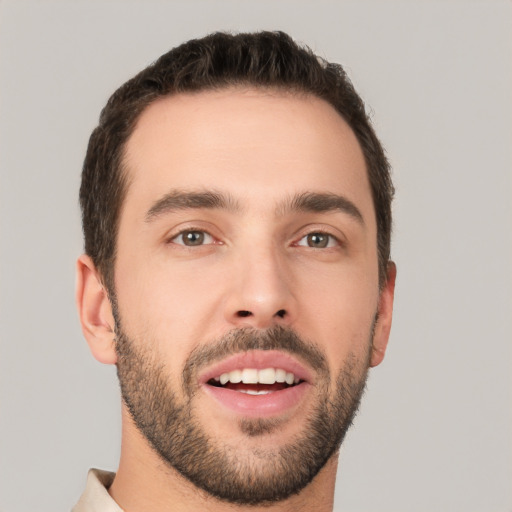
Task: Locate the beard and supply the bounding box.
[114,322,371,506]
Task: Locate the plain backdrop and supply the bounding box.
[0,1,510,511]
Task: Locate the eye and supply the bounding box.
[296,232,338,249]
[171,230,215,246]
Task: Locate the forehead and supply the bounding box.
[122,87,372,219]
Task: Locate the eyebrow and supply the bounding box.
[145,189,364,225]
[278,192,364,224]
[145,190,241,222]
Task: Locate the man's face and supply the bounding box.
[112,88,390,503]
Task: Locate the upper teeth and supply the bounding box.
[215,368,299,386]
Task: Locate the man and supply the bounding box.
[74,31,396,511]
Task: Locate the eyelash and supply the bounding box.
[167,228,341,250]
[295,231,341,249]
[168,228,217,246]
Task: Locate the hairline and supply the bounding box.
[102,84,386,293]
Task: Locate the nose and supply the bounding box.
[223,246,296,329]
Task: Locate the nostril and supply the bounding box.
[237,310,252,318]
[276,309,286,318]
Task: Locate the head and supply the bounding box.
[80,30,393,294]
[77,31,396,506]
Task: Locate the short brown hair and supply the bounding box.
[80,31,393,291]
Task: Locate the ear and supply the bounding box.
[370,262,397,368]
[76,254,117,365]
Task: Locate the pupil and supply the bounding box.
[185,231,204,245]
[308,233,327,248]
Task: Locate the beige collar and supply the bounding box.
[72,468,123,512]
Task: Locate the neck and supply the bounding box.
[109,407,338,512]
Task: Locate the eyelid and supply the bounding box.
[293,224,345,246]
[295,232,340,248]
[167,227,217,246]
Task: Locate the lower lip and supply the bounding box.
[202,383,311,418]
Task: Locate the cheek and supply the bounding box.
[114,254,225,356]
[293,261,379,372]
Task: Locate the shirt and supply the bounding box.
[72,469,123,512]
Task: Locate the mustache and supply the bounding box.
[182,325,329,392]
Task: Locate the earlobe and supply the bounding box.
[76,254,117,365]
[370,262,397,368]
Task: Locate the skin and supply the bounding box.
[76,88,396,512]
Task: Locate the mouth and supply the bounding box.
[207,367,303,395]
[199,350,312,418]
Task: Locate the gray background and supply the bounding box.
[0,1,510,510]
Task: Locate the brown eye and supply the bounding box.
[307,233,329,248]
[296,232,337,249]
[172,230,213,246]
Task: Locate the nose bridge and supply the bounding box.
[225,239,294,328]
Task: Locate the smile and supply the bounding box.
[208,367,303,395]
[200,350,312,417]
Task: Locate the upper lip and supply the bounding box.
[198,350,313,385]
